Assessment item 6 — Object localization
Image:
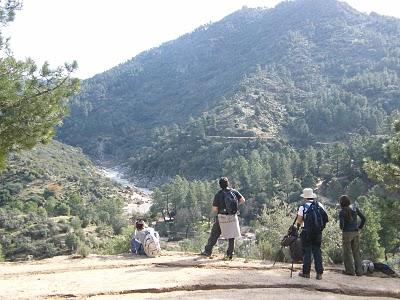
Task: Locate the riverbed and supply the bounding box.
[100,166,153,215]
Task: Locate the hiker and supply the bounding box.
[339,195,366,276]
[131,219,161,257]
[200,177,245,260]
[296,188,328,280]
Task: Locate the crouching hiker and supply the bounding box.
[339,195,366,276]
[131,219,161,257]
[296,188,329,280]
[200,177,245,260]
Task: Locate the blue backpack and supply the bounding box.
[303,201,328,235]
[222,189,238,215]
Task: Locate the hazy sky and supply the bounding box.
[4,0,400,79]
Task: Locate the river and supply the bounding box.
[100,166,153,214]
[100,167,152,195]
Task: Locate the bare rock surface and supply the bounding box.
[0,252,398,300]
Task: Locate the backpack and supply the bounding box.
[280,225,303,262]
[303,201,328,235]
[143,230,161,257]
[222,189,238,215]
[373,262,397,277]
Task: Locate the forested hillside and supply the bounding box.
[0,141,130,261]
[59,0,400,174]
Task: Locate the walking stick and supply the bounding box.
[290,260,294,277]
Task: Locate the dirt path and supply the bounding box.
[0,252,399,300]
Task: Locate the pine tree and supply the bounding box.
[0,1,80,170]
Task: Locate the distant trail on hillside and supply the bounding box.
[205,135,272,140]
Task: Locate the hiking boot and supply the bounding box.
[298,272,310,278]
[342,270,355,276]
[223,255,233,261]
[199,251,211,257]
[316,273,323,280]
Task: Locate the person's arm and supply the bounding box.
[295,205,304,229]
[356,208,366,229]
[339,210,345,230]
[295,214,303,230]
[235,190,245,205]
[212,194,219,214]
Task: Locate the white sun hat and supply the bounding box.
[301,188,317,199]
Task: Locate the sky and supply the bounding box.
[4,0,400,79]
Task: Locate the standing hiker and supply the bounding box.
[339,195,366,276]
[200,177,245,260]
[296,188,328,280]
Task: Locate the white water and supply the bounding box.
[101,167,152,195]
[100,166,152,214]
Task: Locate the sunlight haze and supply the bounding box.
[5,0,400,79]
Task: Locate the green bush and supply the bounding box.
[65,232,79,253]
[178,232,208,253]
[0,244,4,262]
[54,202,70,216]
[98,226,133,255]
[111,217,127,235]
[76,242,90,257]
[257,238,274,260]
[5,183,23,195]
[255,198,294,258]
[43,188,56,199]
[321,208,342,263]
[70,216,82,230]
[44,197,57,216]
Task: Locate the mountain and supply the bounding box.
[57,0,400,179]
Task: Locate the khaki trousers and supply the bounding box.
[342,231,362,275]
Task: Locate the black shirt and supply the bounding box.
[212,188,243,214]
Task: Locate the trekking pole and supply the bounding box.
[290,260,294,277]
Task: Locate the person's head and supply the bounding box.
[219,177,229,189]
[339,195,353,221]
[135,219,145,230]
[339,195,351,208]
[300,188,317,200]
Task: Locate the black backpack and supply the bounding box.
[222,189,238,215]
[281,225,303,263]
[303,201,328,235]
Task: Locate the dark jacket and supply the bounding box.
[339,207,366,232]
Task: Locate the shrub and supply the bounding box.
[54,202,70,216]
[43,188,55,199]
[5,183,23,195]
[257,239,274,260]
[111,217,127,235]
[321,208,343,263]
[70,217,82,230]
[76,242,90,257]
[178,232,208,253]
[65,233,79,253]
[98,226,133,255]
[0,244,4,262]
